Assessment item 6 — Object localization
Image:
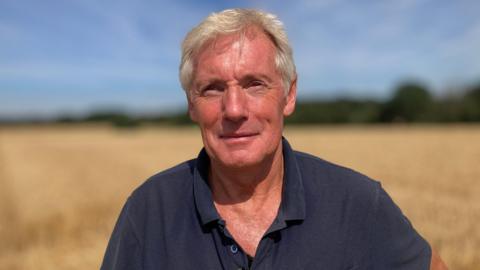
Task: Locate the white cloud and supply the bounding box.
[1,0,479,116]
[267,0,480,94]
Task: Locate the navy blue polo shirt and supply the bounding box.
[101,139,431,269]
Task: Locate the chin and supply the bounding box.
[204,133,281,168]
[216,150,261,168]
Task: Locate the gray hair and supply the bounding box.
[179,8,296,95]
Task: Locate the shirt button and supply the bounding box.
[230,244,239,254]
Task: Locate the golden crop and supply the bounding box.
[0,124,478,269]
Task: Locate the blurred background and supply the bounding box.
[0,0,479,269]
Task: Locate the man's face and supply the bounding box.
[188,28,296,169]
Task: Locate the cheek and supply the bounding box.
[193,101,221,127]
[251,95,285,121]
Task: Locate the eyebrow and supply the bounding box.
[194,79,225,90]
[239,74,273,84]
[194,72,275,90]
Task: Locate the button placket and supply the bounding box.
[217,223,249,269]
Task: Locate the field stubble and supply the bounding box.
[0,124,479,269]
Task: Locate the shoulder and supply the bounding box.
[133,159,197,198]
[101,159,200,269]
[123,158,198,221]
[292,150,431,267]
[294,150,381,199]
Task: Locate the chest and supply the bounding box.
[216,205,278,256]
[140,192,372,269]
[143,215,362,270]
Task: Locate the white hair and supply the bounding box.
[179,8,296,95]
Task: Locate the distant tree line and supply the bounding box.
[55,110,193,128]
[2,81,479,127]
[286,81,480,124]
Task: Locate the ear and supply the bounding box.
[187,95,198,123]
[283,77,297,117]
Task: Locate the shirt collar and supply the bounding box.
[193,137,306,228]
[279,137,306,222]
[193,148,221,227]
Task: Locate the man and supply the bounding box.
[101,9,447,269]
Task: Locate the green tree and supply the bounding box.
[381,82,433,122]
[461,84,480,121]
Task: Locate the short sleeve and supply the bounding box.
[101,200,143,270]
[371,186,431,269]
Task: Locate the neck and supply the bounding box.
[209,143,284,206]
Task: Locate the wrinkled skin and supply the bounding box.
[188,28,296,171]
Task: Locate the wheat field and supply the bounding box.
[0,124,479,269]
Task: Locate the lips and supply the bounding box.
[219,132,259,139]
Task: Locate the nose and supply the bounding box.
[222,86,248,122]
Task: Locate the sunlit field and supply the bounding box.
[0,124,479,269]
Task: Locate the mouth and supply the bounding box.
[219,132,259,140]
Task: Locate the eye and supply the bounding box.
[200,83,224,96]
[245,80,266,89]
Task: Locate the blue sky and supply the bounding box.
[1,0,479,118]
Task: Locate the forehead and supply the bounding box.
[193,28,277,78]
